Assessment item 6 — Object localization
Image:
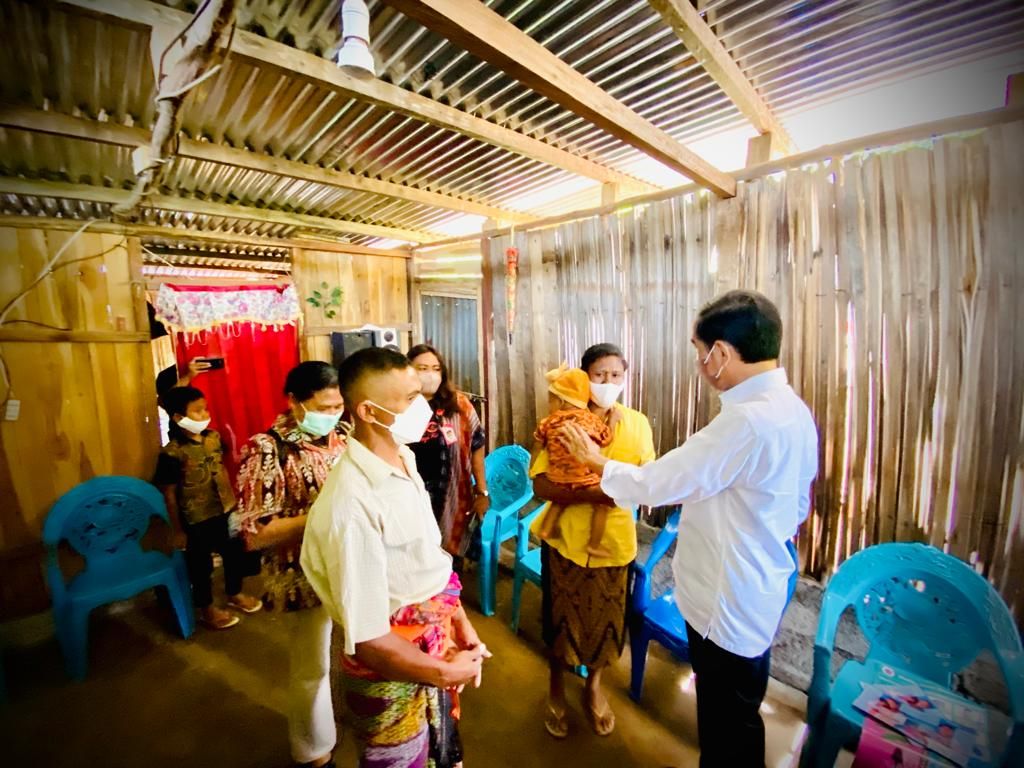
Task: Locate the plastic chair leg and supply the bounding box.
[165,574,196,639]
[478,539,495,617]
[57,605,91,680]
[510,569,526,633]
[629,625,651,702]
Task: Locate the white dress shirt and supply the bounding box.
[601,368,818,658]
[300,436,453,656]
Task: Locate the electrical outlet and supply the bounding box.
[4,399,20,421]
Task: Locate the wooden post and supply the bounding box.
[601,183,619,207]
[1006,73,1024,107]
[746,133,774,166]
[479,219,496,446]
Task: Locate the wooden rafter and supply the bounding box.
[382,0,736,197]
[648,0,796,156]
[0,106,537,225]
[0,177,438,243]
[59,0,656,195]
[0,214,412,257]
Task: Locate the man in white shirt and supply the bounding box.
[300,347,489,767]
[562,290,818,767]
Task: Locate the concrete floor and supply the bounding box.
[0,568,810,768]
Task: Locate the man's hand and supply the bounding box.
[171,530,187,550]
[452,609,492,689]
[453,608,482,650]
[472,493,490,520]
[441,648,485,689]
[558,423,608,473]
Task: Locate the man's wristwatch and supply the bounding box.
[474,488,489,498]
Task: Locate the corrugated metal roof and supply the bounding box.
[143,249,290,273]
[1,0,1021,251]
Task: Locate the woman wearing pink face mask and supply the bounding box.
[406,343,489,565]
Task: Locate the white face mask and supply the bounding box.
[417,372,442,397]
[177,416,210,434]
[367,395,433,445]
[702,343,726,381]
[589,381,624,409]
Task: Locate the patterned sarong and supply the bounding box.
[342,572,464,768]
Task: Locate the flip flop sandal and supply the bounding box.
[227,597,263,614]
[584,698,615,736]
[199,613,240,630]
[544,701,569,739]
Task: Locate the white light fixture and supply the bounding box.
[337,0,375,78]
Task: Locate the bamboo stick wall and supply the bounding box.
[484,119,1024,620]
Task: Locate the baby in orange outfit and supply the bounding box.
[534,365,613,558]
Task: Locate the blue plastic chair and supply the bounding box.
[477,445,533,617]
[510,501,548,634]
[629,509,799,702]
[801,542,1024,768]
[43,476,195,679]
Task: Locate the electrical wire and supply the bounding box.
[0,219,128,407]
[0,218,98,326]
[3,319,73,332]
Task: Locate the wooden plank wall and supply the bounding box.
[0,226,159,619]
[292,248,412,362]
[483,120,1024,622]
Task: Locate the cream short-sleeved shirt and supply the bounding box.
[300,436,453,655]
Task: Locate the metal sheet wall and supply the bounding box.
[420,293,482,398]
[484,120,1024,622]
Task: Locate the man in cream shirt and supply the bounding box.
[301,347,488,767]
[563,290,818,768]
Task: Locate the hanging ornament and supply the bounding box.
[505,241,519,346]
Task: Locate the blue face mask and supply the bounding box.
[299,404,343,437]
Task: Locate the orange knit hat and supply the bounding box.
[545,363,590,409]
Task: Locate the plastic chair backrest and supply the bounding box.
[820,543,1019,688]
[43,476,168,588]
[517,502,548,562]
[484,445,531,511]
[633,510,798,615]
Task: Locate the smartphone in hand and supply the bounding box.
[199,357,225,370]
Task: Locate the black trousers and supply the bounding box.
[686,623,771,768]
[184,515,252,608]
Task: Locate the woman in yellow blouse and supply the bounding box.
[530,343,655,740]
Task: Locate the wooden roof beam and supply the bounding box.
[59,0,656,195]
[648,0,796,157]
[0,177,438,243]
[0,106,537,224]
[0,214,411,257]
[381,0,736,198]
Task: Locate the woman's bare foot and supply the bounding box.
[199,605,240,630]
[227,593,263,613]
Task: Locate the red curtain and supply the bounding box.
[171,288,299,478]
